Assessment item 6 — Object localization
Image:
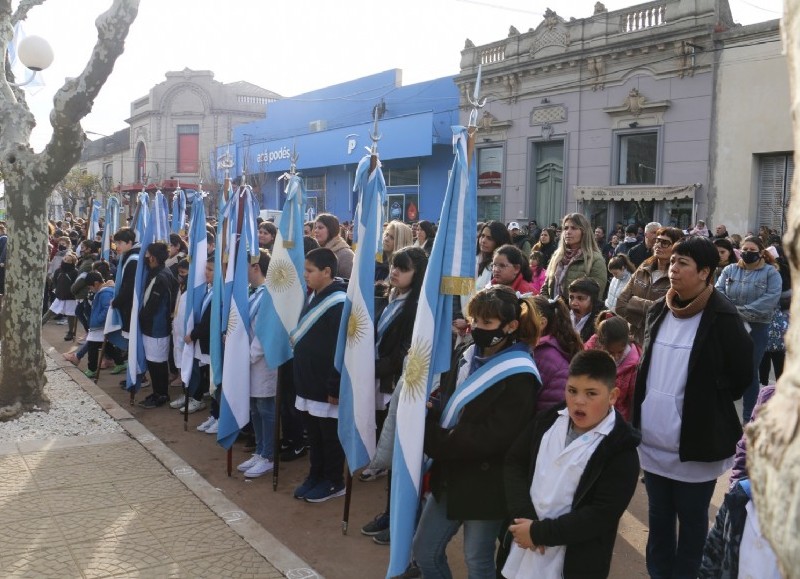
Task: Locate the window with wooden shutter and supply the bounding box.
[758,154,794,234]
[176,125,200,174]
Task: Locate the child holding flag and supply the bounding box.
[412,286,543,577]
[291,247,348,503]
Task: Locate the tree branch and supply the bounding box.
[11,0,46,25]
[39,0,140,185]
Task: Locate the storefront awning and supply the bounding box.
[574,184,699,202]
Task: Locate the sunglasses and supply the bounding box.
[655,237,674,248]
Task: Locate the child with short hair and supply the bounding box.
[502,349,640,579]
[568,276,605,342]
[83,271,126,379]
[584,315,641,422]
[292,247,348,502]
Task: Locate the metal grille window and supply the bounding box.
[758,154,794,235]
[386,167,419,187]
[305,175,325,191]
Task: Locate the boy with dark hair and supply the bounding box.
[83,272,126,379]
[291,247,348,502]
[111,227,140,336]
[503,349,640,578]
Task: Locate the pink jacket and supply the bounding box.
[532,335,571,413]
[530,268,546,295]
[584,335,641,421]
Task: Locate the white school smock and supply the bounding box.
[502,408,616,579]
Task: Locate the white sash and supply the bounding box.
[289,292,346,348]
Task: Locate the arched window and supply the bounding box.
[136,142,147,183]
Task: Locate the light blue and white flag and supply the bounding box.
[335,154,385,472]
[387,126,477,577]
[255,173,307,369]
[132,191,150,243]
[101,196,120,261]
[88,199,103,241]
[209,186,234,390]
[180,198,208,385]
[171,189,187,235]
[217,190,257,449]
[151,190,170,243]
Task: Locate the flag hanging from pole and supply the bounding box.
[387,126,477,577]
[209,185,234,391]
[88,199,103,241]
[180,198,208,386]
[335,153,385,472]
[255,173,307,369]
[217,187,259,449]
[152,191,170,243]
[101,196,120,261]
[132,191,149,243]
[171,188,187,235]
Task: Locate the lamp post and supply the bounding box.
[11,35,54,87]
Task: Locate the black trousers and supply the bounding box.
[760,350,785,385]
[302,412,344,486]
[146,360,170,398]
[87,341,125,372]
[279,361,305,449]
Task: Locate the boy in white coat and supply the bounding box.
[502,350,640,579]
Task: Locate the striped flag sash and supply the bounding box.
[439,347,540,429]
[289,292,346,347]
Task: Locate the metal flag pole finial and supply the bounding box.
[467,64,487,131]
[370,104,382,156]
[290,141,299,176]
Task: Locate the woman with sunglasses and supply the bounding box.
[615,227,684,345]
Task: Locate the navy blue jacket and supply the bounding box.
[139,264,177,338]
[293,279,347,402]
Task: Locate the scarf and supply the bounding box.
[553,248,582,299]
[665,283,713,319]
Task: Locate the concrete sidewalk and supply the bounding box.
[0,345,320,579]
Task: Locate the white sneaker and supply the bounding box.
[244,456,274,478]
[197,416,216,432]
[170,395,186,409]
[205,419,219,434]
[187,399,207,414]
[237,454,260,472]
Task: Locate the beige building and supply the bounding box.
[710,20,792,236]
[79,68,280,201]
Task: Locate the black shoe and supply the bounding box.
[372,527,390,545]
[64,332,75,341]
[280,445,308,462]
[137,394,169,409]
[361,512,390,536]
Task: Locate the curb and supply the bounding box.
[43,339,323,579]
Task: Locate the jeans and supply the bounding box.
[250,397,276,460]
[412,492,502,579]
[743,322,770,423]
[643,471,716,579]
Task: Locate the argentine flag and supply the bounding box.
[217,193,258,449]
[151,191,170,243]
[255,173,307,369]
[209,189,234,390]
[171,188,186,234]
[387,126,477,577]
[180,199,208,385]
[101,196,120,261]
[132,191,149,243]
[88,199,103,241]
[335,154,385,472]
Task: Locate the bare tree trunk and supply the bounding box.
[748,1,800,576]
[0,0,140,421]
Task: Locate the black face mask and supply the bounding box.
[741,251,761,264]
[471,327,508,349]
[58,245,67,251]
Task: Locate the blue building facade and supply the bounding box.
[215,70,459,223]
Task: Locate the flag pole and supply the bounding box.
[466,64,486,169]
[94,340,106,384]
[342,468,354,535]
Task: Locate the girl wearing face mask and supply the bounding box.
[413,286,542,578]
[715,235,782,423]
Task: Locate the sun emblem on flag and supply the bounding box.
[401,338,431,402]
[227,308,239,334]
[266,258,296,293]
[346,303,370,347]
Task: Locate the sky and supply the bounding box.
[14,0,785,151]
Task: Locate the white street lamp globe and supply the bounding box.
[17,35,54,72]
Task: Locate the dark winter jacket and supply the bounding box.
[70,252,100,300]
[111,245,140,332]
[698,481,750,578]
[627,241,650,268]
[188,289,212,355]
[293,279,347,402]
[53,262,79,301]
[633,290,753,462]
[730,385,776,487]
[424,343,541,520]
[374,293,418,395]
[504,405,641,579]
[138,264,178,338]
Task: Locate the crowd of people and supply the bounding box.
[31,208,789,578]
